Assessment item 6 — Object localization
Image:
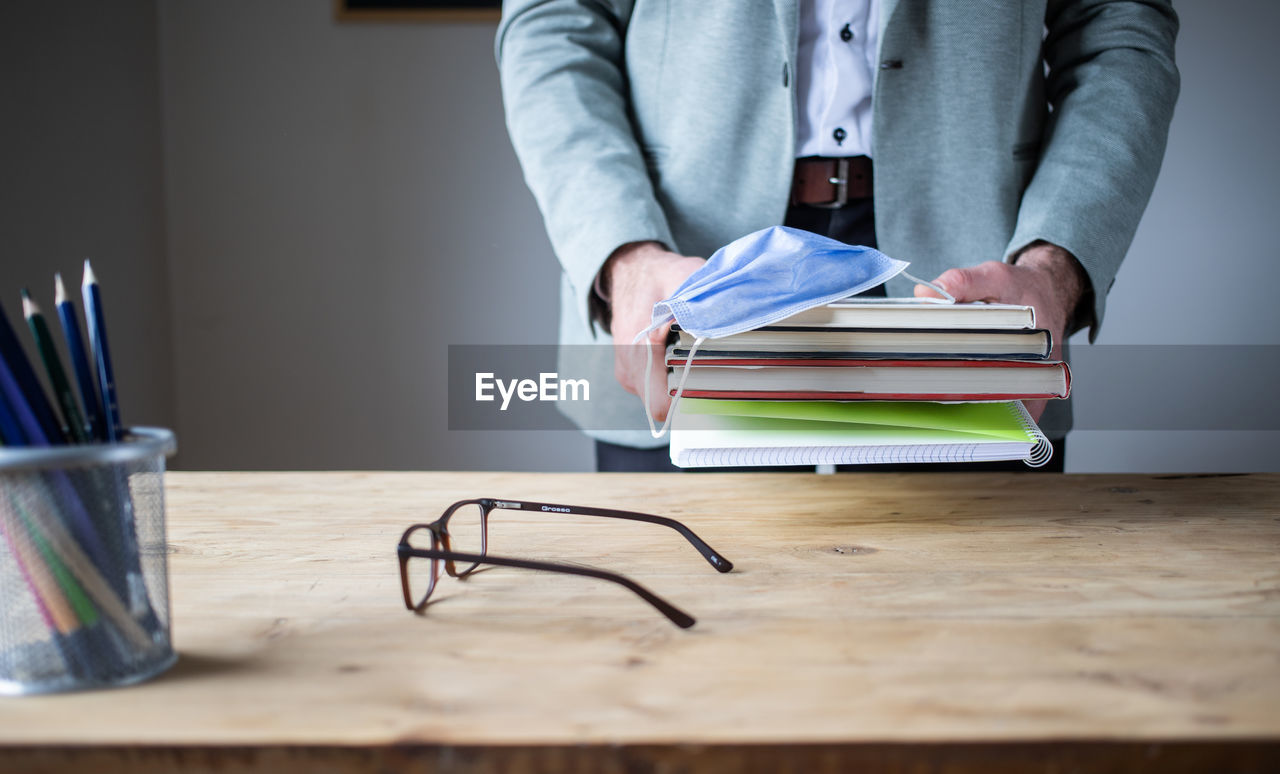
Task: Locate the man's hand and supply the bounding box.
[913,241,1087,421]
[603,241,705,422]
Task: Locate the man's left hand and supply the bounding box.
[913,241,1087,421]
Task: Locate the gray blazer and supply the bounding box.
[497,0,1179,447]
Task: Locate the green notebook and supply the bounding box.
[669,399,1051,468]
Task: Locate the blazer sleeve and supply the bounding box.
[496,0,676,335]
[1005,0,1180,340]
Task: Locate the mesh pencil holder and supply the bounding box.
[0,428,177,695]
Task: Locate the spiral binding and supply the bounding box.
[672,401,1054,468]
[1009,400,1053,468]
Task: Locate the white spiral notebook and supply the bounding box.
[668,399,1052,468]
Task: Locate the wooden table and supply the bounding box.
[2,472,1278,772]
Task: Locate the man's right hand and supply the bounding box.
[603,241,705,422]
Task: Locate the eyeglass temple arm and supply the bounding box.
[485,500,733,573]
[398,545,696,629]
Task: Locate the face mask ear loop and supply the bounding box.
[900,270,955,304]
[641,335,704,440]
[632,313,672,346]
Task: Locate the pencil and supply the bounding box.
[0,351,117,580]
[77,264,161,631]
[22,289,89,444]
[0,503,93,679]
[17,498,100,627]
[0,346,45,447]
[0,503,80,676]
[0,297,67,444]
[54,273,103,442]
[22,484,152,651]
[0,386,23,446]
[81,261,121,443]
[15,495,134,678]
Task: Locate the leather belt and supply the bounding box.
[791,156,873,208]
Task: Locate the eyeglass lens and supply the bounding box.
[442,502,486,576]
[402,525,440,609]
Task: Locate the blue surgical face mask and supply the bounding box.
[633,226,912,438]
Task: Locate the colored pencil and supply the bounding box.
[0,376,131,663]
[81,261,121,443]
[0,387,23,446]
[0,502,93,679]
[15,495,134,678]
[22,289,89,444]
[17,499,99,626]
[78,263,162,632]
[1,267,161,685]
[0,349,115,574]
[0,346,45,447]
[54,273,103,442]
[0,297,67,444]
[0,503,83,677]
[21,484,152,651]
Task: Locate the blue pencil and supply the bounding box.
[0,297,67,444]
[0,348,114,579]
[77,262,160,631]
[81,261,122,443]
[0,346,46,448]
[0,387,23,445]
[54,273,104,442]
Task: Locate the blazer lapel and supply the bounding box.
[879,0,901,40]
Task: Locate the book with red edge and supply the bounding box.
[664,356,1071,401]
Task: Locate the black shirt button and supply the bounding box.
[840,24,853,42]
[833,127,847,145]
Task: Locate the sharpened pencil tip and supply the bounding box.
[21,289,38,318]
[82,259,97,287]
[54,273,67,304]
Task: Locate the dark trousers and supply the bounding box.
[595,198,1067,473]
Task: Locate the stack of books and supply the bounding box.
[666,299,1069,467]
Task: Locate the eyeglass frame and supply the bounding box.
[396,498,734,629]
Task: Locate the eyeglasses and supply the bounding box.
[396,498,733,629]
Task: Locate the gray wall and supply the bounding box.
[0,2,175,436]
[157,0,589,470]
[4,1,1277,472]
[1065,0,1280,472]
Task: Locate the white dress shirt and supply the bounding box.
[794,0,880,158]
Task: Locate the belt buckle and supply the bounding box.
[812,158,849,209]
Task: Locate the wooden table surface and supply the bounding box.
[2,471,1278,773]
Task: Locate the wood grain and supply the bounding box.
[1,472,1277,772]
